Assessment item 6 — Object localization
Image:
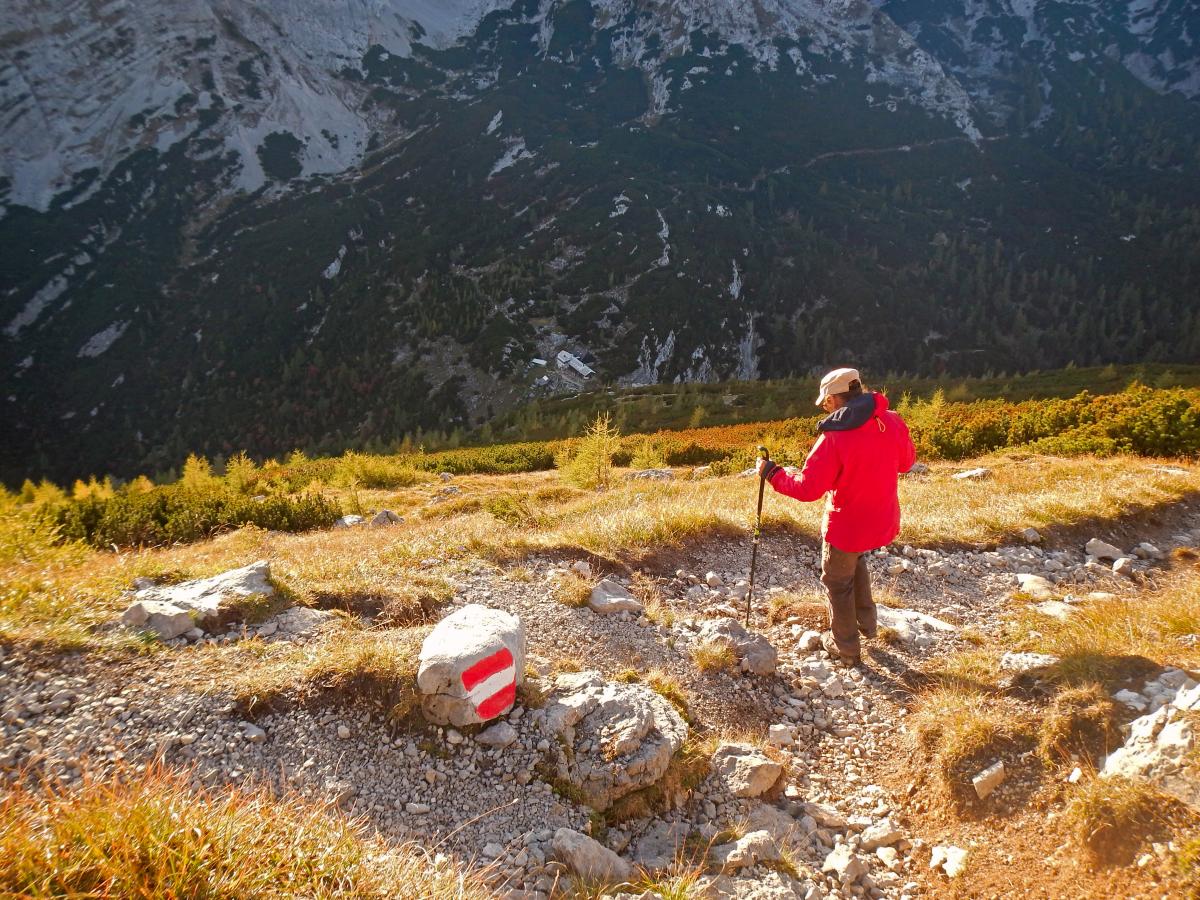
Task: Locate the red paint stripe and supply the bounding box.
[461,646,514,693]
[475,683,516,720]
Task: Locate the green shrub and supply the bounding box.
[332,451,421,489]
[53,484,342,548]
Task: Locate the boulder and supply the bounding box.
[1085,538,1124,561]
[417,605,525,728]
[334,515,364,528]
[589,579,644,615]
[552,827,632,882]
[626,469,674,481]
[270,606,333,637]
[1032,600,1077,622]
[369,509,402,527]
[125,561,277,630]
[710,742,783,798]
[695,618,777,675]
[712,830,780,871]
[540,671,688,810]
[121,600,193,640]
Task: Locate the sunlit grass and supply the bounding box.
[0,764,491,899]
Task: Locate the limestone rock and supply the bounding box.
[1085,538,1124,561]
[1101,706,1194,785]
[631,820,688,872]
[552,827,632,882]
[334,515,364,528]
[369,509,403,527]
[930,844,968,878]
[798,630,822,652]
[126,561,276,630]
[269,606,333,637]
[822,844,867,881]
[1000,651,1060,674]
[1016,573,1054,600]
[972,760,1006,799]
[477,721,518,748]
[541,671,688,810]
[695,618,777,675]
[1113,557,1136,578]
[710,742,783,798]
[121,600,193,640]
[589,579,644,615]
[860,819,903,850]
[417,605,525,728]
[952,467,990,481]
[1032,600,1077,622]
[875,606,957,645]
[712,829,780,871]
[1021,527,1042,543]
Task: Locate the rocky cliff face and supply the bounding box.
[2,0,1199,482]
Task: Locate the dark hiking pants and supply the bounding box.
[820,541,876,656]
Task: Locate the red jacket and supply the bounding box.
[767,393,915,553]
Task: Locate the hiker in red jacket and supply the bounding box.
[756,368,916,664]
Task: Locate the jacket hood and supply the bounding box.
[818,392,889,432]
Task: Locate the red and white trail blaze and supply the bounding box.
[460,646,516,720]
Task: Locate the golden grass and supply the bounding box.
[1021,566,1200,684]
[0,764,491,899]
[909,687,1034,809]
[690,640,737,674]
[3,456,1196,649]
[232,627,428,720]
[1037,684,1121,765]
[1064,776,1171,865]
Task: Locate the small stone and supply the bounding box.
[1068,767,1083,784]
[179,733,196,746]
[337,724,351,740]
[705,571,724,588]
[241,723,267,744]
[445,728,464,745]
[334,515,364,529]
[1085,538,1124,561]
[477,721,518,748]
[930,845,968,878]
[552,827,631,882]
[767,724,793,747]
[1113,557,1136,578]
[798,630,822,651]
[1000,652,1060,674]
[589,579,643,615]
[860,820,903,850]
[406,802,430,814]
[972,760,1006,799]
[369,509,403,527]
[1021,527,1042,544]
[822,844,867,881]
[952,467,990,481]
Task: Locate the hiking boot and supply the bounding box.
[859,626,878,639]
[820,630,861,665]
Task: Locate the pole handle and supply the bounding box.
[757,445,770,461]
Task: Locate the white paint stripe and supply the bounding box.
[468,666,515,705]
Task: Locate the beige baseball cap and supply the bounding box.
[815,367,860,406]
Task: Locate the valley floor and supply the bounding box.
[3,455,1200,898]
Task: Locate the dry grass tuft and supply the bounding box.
[1065,776,1170,865]
[550,571,593,608]
[233,628,427,720]
[691,640,737,674]
[909,687,1034,810]
[1038,684,1121,765]
[764,590,825,626]
[0,764,490,899]
[615,668,691,721]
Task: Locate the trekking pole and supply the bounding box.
[746,446,769,627]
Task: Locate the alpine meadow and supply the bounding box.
[3,3,1200,899]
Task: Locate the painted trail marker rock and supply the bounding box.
[417,605,525,727]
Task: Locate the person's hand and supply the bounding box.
[755,456,768,477]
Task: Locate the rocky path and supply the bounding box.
[3,506,1200,899]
